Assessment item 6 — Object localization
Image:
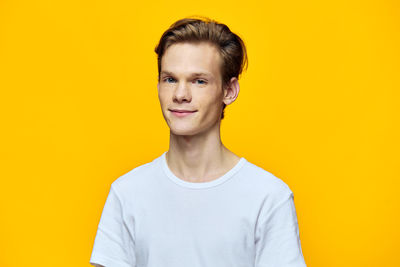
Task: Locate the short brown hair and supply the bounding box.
[154,17,248,119]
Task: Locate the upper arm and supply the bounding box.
[255,188,307,266]
[89,184,136,267]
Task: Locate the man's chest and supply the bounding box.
[127,191,259,265]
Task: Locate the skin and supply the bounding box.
[157,42,241,182]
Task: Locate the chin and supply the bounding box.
[165,116,199,136]
[169,127,199,136]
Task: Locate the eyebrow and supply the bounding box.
[160,71,212,77]
[160,71,173,76]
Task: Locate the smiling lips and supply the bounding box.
[169,109,197,117]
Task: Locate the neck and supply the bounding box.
[166,122,240,183]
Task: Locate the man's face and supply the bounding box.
[157,42,225,136]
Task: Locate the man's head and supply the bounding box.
[155,17,248,120]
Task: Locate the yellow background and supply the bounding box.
[1,0,399,266]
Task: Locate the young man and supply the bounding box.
[90,17,307,267]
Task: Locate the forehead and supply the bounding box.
[161,42,222,78]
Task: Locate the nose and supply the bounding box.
[173,81,192,103]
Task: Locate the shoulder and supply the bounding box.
[110,154,163,196]
[241,158,293,197]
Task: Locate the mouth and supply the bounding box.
[168,109,197,117]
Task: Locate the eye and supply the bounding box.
[164,77,176,83]
[194,79,207,85]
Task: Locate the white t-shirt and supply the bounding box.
[90,152,307,267]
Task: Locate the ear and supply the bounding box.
[222,77,240,105]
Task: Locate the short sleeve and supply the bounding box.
[90,183,136,267]
[255,188,307,267]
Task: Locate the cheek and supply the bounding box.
[199,93,223,115]
[158,90,169,105]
